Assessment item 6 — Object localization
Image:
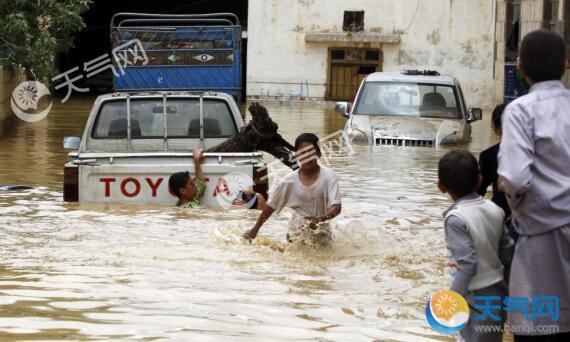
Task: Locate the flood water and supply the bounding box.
[0,97,496,340]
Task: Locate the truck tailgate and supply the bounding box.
[75,154,262,206]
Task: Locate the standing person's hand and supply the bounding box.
[193,149,205,163]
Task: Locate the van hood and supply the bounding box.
[351,115,462,144]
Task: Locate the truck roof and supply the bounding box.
[98,91,237,100]
[365,72,457,86]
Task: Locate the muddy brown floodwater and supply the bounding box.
[0,97,497,340]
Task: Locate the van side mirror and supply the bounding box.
[335,102,352,118]
[467,108,483,122]
[63,136,81,150]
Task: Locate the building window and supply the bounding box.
[331,48,379,63]
[543,0,570,60]
[331,49,345,60]
[544,0,562,34]
[365,50,380,61]
[505,0,522,62]
[565,0,570,57]
[343,11,364,32]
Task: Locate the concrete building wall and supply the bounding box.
[493,0,508,105]
[247,0,495,108]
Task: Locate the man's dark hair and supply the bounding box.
[295,133,321,157]
[438,150,480,198]
[519,29,566,82]
[492,104,506,130]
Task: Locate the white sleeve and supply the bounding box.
[267,177,294,213]
[498,102,534,209]
[327,171,342,207]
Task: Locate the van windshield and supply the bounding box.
[353,82,461,119]
[92,98,237,139]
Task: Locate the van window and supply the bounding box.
[92,98,237,139]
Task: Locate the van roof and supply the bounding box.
[365,72,457,86]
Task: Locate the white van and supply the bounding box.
[336,70,483,146]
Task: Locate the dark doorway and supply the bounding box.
[57,0,248,99]
[326,48,382,101]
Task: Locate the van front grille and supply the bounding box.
[375,138,434,147]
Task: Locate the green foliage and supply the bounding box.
[0,0,91,82]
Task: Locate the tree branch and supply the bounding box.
[0,36,17,50]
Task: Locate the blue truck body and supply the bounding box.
[110,13,242,102]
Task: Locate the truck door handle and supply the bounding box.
[72,159,99,166]
[234,159,260,166]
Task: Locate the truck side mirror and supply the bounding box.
[335,102,352,118]
[63,136,81,150]
[467,108,483,123]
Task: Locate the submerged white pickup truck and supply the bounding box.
[63,91,268,206]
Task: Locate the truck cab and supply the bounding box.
[63,92,268,206]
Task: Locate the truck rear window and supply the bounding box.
[92,98,237,139]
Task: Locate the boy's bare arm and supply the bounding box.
[193,149,205,182]
[243,206,275,240]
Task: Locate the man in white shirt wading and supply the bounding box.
[243,133,342,247]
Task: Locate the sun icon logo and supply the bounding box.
[425,290,470,335]
[17,83,38,107]
[433,292,460,320]
[10,81,52,123]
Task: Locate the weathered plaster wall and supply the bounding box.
[247,0,495,108]
[493,0,508,105]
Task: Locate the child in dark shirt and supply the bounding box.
[478,104,511,218]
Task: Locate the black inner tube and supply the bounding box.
[0,185,34,191]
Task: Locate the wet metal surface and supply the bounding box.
[0,97,496,340]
